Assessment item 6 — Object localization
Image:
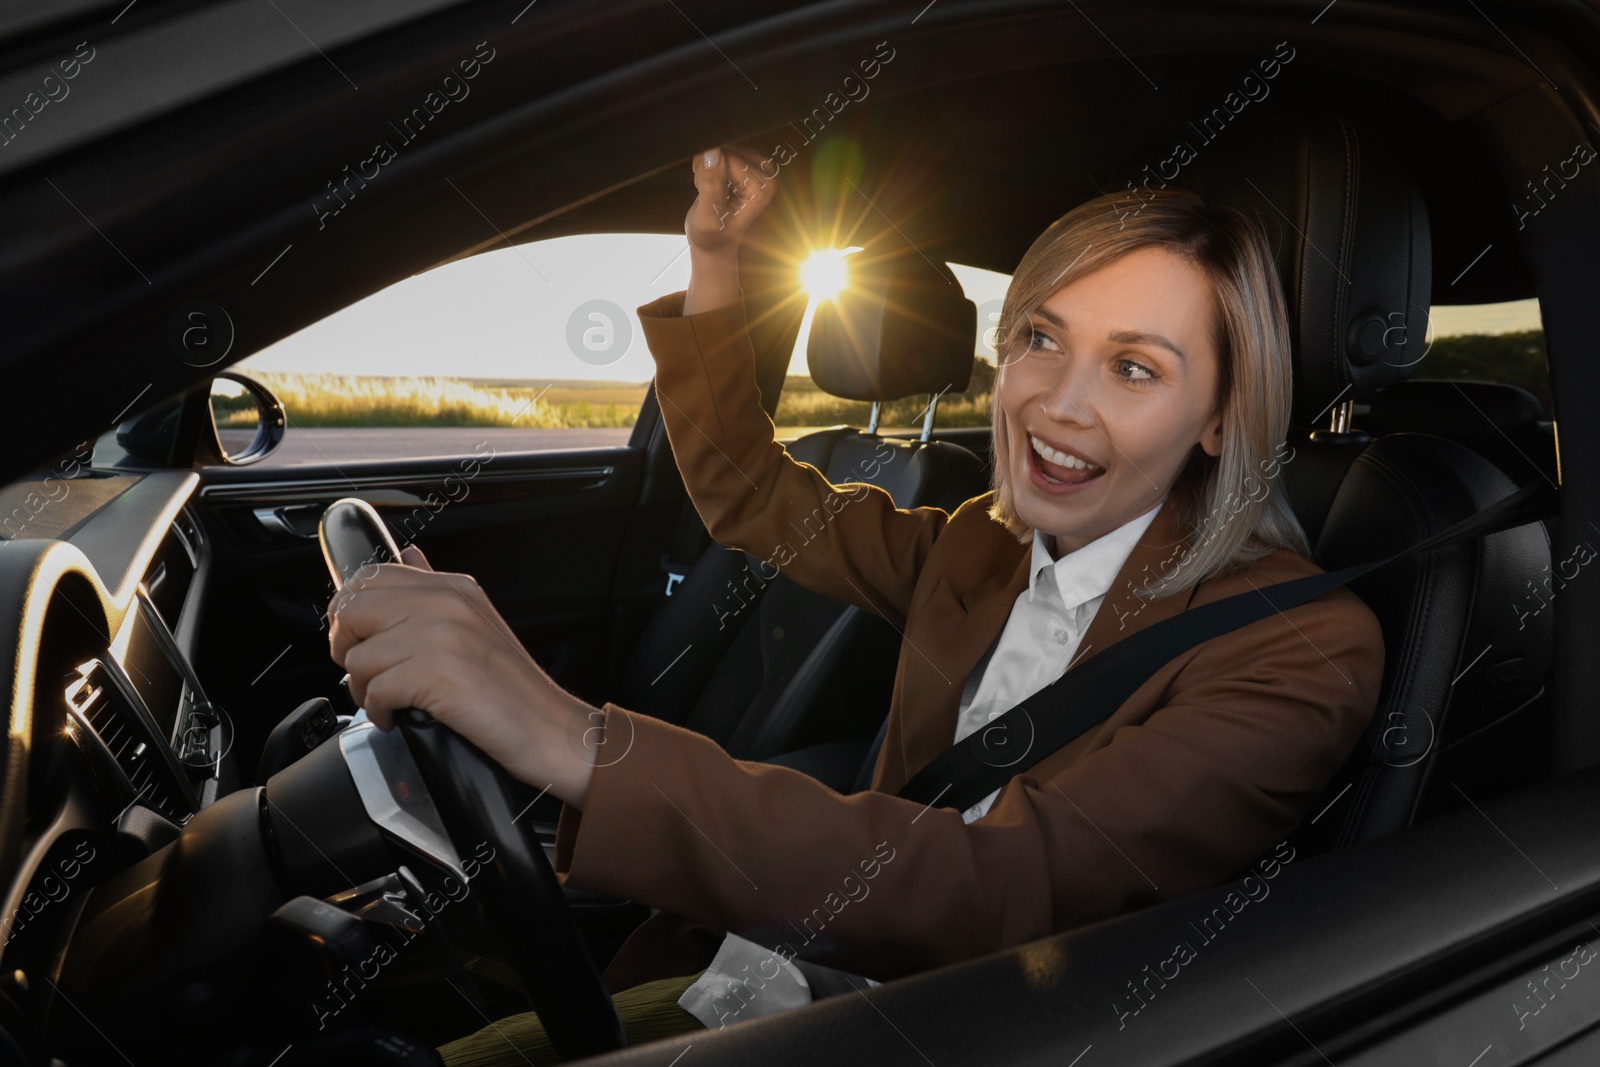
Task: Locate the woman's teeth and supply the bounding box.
[1030,434,1103,473]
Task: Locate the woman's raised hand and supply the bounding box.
[683,144,777,314]
[686,144,777,252]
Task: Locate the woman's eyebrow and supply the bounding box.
[1033,307,1188,363]
[1108,329,1188,363]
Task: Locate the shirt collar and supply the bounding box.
[1028,498,1166,608]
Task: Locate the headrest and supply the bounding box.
[1182,110,1432,426]
[806,251,976,402]
[1362,379,1543,438]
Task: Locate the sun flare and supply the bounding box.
[799,247,862,301]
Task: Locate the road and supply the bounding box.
[222,425,856,466]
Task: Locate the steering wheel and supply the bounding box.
[319,497,626,1060]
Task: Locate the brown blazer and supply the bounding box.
[553,289,1385,992]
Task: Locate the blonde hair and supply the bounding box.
[986,187,1311,599]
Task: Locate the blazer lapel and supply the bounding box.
[881,497,1198,794]
[1073,499,1199,671]
[884,515,1030,793]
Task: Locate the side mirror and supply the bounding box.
[207,372,286,465]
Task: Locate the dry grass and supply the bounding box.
[233,371,995,431]
[247,372,642,428]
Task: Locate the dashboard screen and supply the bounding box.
[111,596,186,741]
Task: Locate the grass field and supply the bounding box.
[241,373,644,428]
[229,371,996,430]
[229,333,1549,432]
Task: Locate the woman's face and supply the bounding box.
[997,245,1225,555]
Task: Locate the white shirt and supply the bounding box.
[680,498,1165,1026]
[952,498,1165,822]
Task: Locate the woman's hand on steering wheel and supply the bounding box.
[326,546,602,808]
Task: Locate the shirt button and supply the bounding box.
[1055,629,1070,644]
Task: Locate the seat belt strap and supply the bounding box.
[894,479,1560,812]
[660,493,710,596]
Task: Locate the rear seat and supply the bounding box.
[615,253,990,769]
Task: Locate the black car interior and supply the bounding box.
[4,1,1600,1064]
[1173,109,1558,857]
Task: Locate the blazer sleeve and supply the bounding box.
[638,289,951,629]
[552,588,1385,981]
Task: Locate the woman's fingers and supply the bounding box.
[344,630,459,732]
[724,146,777,218]
[399,544,432,571]
[330,583,424,667]
[337,587,500,727]
[328,569,467,661]
[687,146,735,248]
[329,569,520,666]
[686,143,777,251]
[324,566,601,803]
[341,626,418,723]
[328,566,531,705]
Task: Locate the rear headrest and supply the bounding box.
[806,251,976,402]
[1362,379,1543,438]
[1183,110,1432,426]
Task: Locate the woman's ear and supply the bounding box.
[1199,412,1224,458]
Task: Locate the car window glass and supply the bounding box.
[227,234,693,466]
[219,243,1550,465]
[1413,297,1550,418]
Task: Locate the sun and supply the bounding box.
[799,247,862,301]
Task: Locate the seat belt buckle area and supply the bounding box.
[660,553,691,596]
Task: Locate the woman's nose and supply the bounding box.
[1036,360,1098,425]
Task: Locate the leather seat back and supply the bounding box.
[1179,110,1555,852]
[1295,432,1553,853]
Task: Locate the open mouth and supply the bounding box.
[1028,434,1106,487]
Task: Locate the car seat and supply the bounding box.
[1183,110,1556,856]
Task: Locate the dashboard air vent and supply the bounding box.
[65,660,188,823]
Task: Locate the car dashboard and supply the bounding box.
[2,470,219,983]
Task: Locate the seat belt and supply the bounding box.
[659,493,711,597]
[894,479,1561,813]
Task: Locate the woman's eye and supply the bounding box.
[1026,326,1059,352]
[1117,358,1157,382]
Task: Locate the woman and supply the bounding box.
[328,144,1385,1061]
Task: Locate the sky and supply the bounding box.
[235,233,1541,382]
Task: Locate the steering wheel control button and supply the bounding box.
[257,697,338,783]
